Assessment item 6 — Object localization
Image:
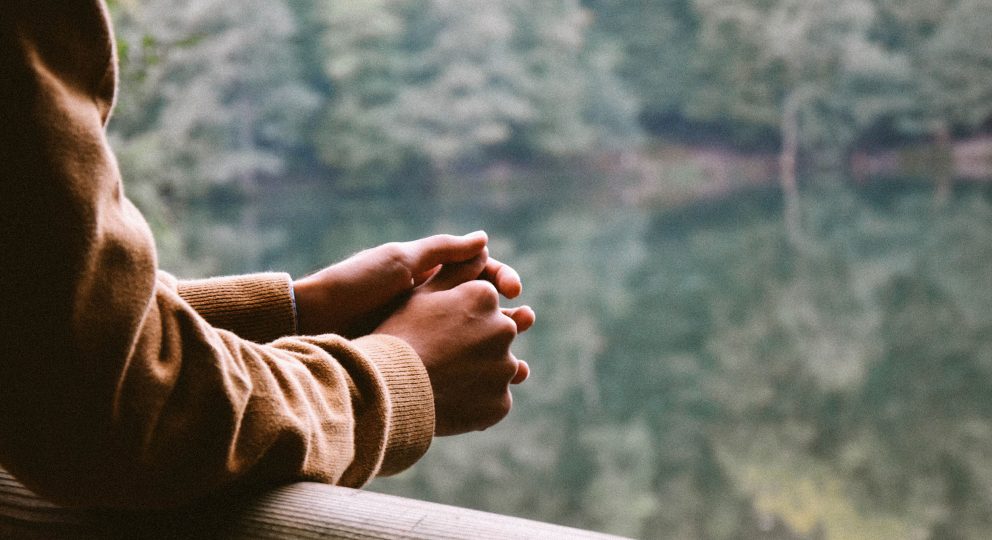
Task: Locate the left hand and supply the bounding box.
[293,231,523,337]
[374,254,535,435]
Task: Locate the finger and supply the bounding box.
[511,360,530,385]
[403,231,488,276]
[501,306,535,333]
[422,250,489,292]
[480,258,522,298]
[412,264,441,286]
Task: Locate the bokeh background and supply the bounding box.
[106,1,992,538]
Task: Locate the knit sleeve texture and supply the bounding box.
[175,273,298,343]
[0,0,434,510]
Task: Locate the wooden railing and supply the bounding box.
[0,467,626,539]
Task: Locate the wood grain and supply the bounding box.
[0,468,628,539]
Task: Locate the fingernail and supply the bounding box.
[467,230,487,239]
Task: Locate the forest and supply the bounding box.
[105,1,992,538]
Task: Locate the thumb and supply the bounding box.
[404,231,488,277]
[422,250,489,292]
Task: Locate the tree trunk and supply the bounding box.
[933,122,954,206]
[779,90,804,249]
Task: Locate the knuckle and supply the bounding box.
[381,242,413,276]
[478,392,513,431]
[432,233,458,244]
[499,314,517,335]
[471,365,516,431]
[498,356,518,382]
[381,242,406,264]
[464,280,499,306]
[491,315,517,344]
[494,391,513,421]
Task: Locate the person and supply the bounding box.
[0,0,535,509]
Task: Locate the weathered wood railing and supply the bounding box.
[0,467,626,539]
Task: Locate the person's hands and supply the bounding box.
[293,232,523,337]
[374,254,535,436]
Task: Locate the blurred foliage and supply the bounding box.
[103,0,992,538]
[369,183,992,539]
[314,0,640,186]
[108,0,317,272]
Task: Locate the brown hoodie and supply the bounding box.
[0,0,433,509]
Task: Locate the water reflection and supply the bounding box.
[171,173,992,538]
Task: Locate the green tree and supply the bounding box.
[315,0,640,186]
[583,0,700,132]
[896,0,992,202]
[109,0,318,272]
[689,0,908,247]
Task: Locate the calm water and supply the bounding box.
[170,175,992,539]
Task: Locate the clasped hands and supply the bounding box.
[293,231,535,436]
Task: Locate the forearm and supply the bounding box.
[173,272,298,342]
[0,0,433,509]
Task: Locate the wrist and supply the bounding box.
[288,281,299,333]
[295,266,360,336]
[292,274,327,336]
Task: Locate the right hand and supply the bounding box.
[374,252,535,436]
[293,231,525,338]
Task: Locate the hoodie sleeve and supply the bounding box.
[0,0,433,509]
[173,272,299,343]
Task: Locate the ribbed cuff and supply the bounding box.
[176,273,297,343]
[352,334,435,476]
